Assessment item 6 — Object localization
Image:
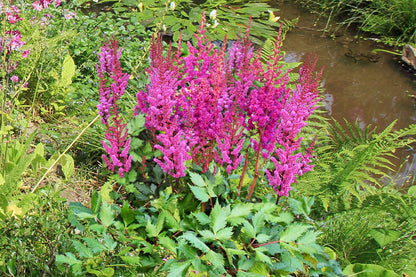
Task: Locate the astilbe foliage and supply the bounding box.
[136,16,322,198]
[97,39,132,178]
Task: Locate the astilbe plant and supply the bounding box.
[135,16,322,199]
[97,39,132,178]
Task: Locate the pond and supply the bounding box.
[275,1,416,185]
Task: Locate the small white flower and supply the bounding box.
[212,19,219,28]
[209,9,217,20]
[169,2,175,11]
[138,2,143,12]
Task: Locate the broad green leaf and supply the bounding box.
[227,204,252,226]
[211,201,227,233]
[370,228,401,247]
[167,261,192,277]
[343,263,400,277]
[146,220,159,238]
[206,250,226,273]
[120,256,141,265]
[252,211,265,233]
[99,202,115,227]
[103,234,117,251]
[121,202,135,227]
[216,227,233,241]
[256,233,271,244]
[55,253,81,266]
[189,185,209,203]
[61,154,74,180]
[199,230,216,241]
[60,54,76,87]
[279,223,310,243]
[189,171,205,187]
[83,237,106,253]
[243,221,256,239]
[159,236,178,255]
[249,261,269,276]
[72,240,93,258]
[193,212,211,225]
[254,248,272,265]
[182,232,210,253]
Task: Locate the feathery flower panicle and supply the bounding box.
[97,39,132,178]
[136,15,322,198]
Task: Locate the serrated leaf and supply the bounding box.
[243,221,256,239]
[193,212,211,225]
[121,202,135,227]
[167,261,192,277]
[103,234,117,251]
[279,223,310,243]
[343,263,400,277]
[216,227,233,241]
[189,185,210,202]
[199,229,216,241]
[272,211,293,224]
[99,202,114,227]
[159,236,178,255]
[256,233,271,244]
[55,253,81,266]
[72,240,93,258]
[254,248,272,265]
[120,256,141,265]
[211,201,227,233]
[182,232,210,253]
[206,250,226,273]
[227,204,252,226]
[252,211,265,233]
[146,220,159,238]
[83,237,106,253]
[189,171,206,187]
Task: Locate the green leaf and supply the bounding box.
[167,261,192,277]
[216,227,233,241]
[254,248,272,265]
[182,232,210,253]
[121,202,135,227]
[189,171,205,187]
[60,54,76,87]
[279,223,310,243]
[227,204,252,226]
[211,201,227,233]
[120,256,141,265]
[199,230,216,241]
[55,253,81,266]
[83,237,106,253]
[91,190,102,215]
[158,236,178,255]
[72,240,93,258]
[249,261,269,276]
[243,221,256,239]
[189,185,210,203]
[146,220,159,238]
[99,202,115,227]
[193,212,211,225]
[370,228,401,247]
[252,211,265,233]
[61,154,74,180]
[206,250,226,273]
[343,263,400,277]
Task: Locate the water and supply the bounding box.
[275,1,416,185]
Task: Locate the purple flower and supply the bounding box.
[11,75,19,83]
[97,39,132,178]
[22,49,31,58]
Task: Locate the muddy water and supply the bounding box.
[275,1,416,184]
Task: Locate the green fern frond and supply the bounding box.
[297,117,416,213]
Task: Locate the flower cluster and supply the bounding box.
[32,0,61,11]
[97,39,132,178]
[0,3,30,89]
[136,17,322,197]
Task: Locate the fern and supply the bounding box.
[297,118,416,212]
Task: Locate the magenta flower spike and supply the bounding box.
[97,39,132,178]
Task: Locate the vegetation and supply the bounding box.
[0,0,415,276]
[294,0,416,45]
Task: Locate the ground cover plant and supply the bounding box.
[0,0,415,276]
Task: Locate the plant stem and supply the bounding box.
[31,115,100,193]
[237,145,250,195]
